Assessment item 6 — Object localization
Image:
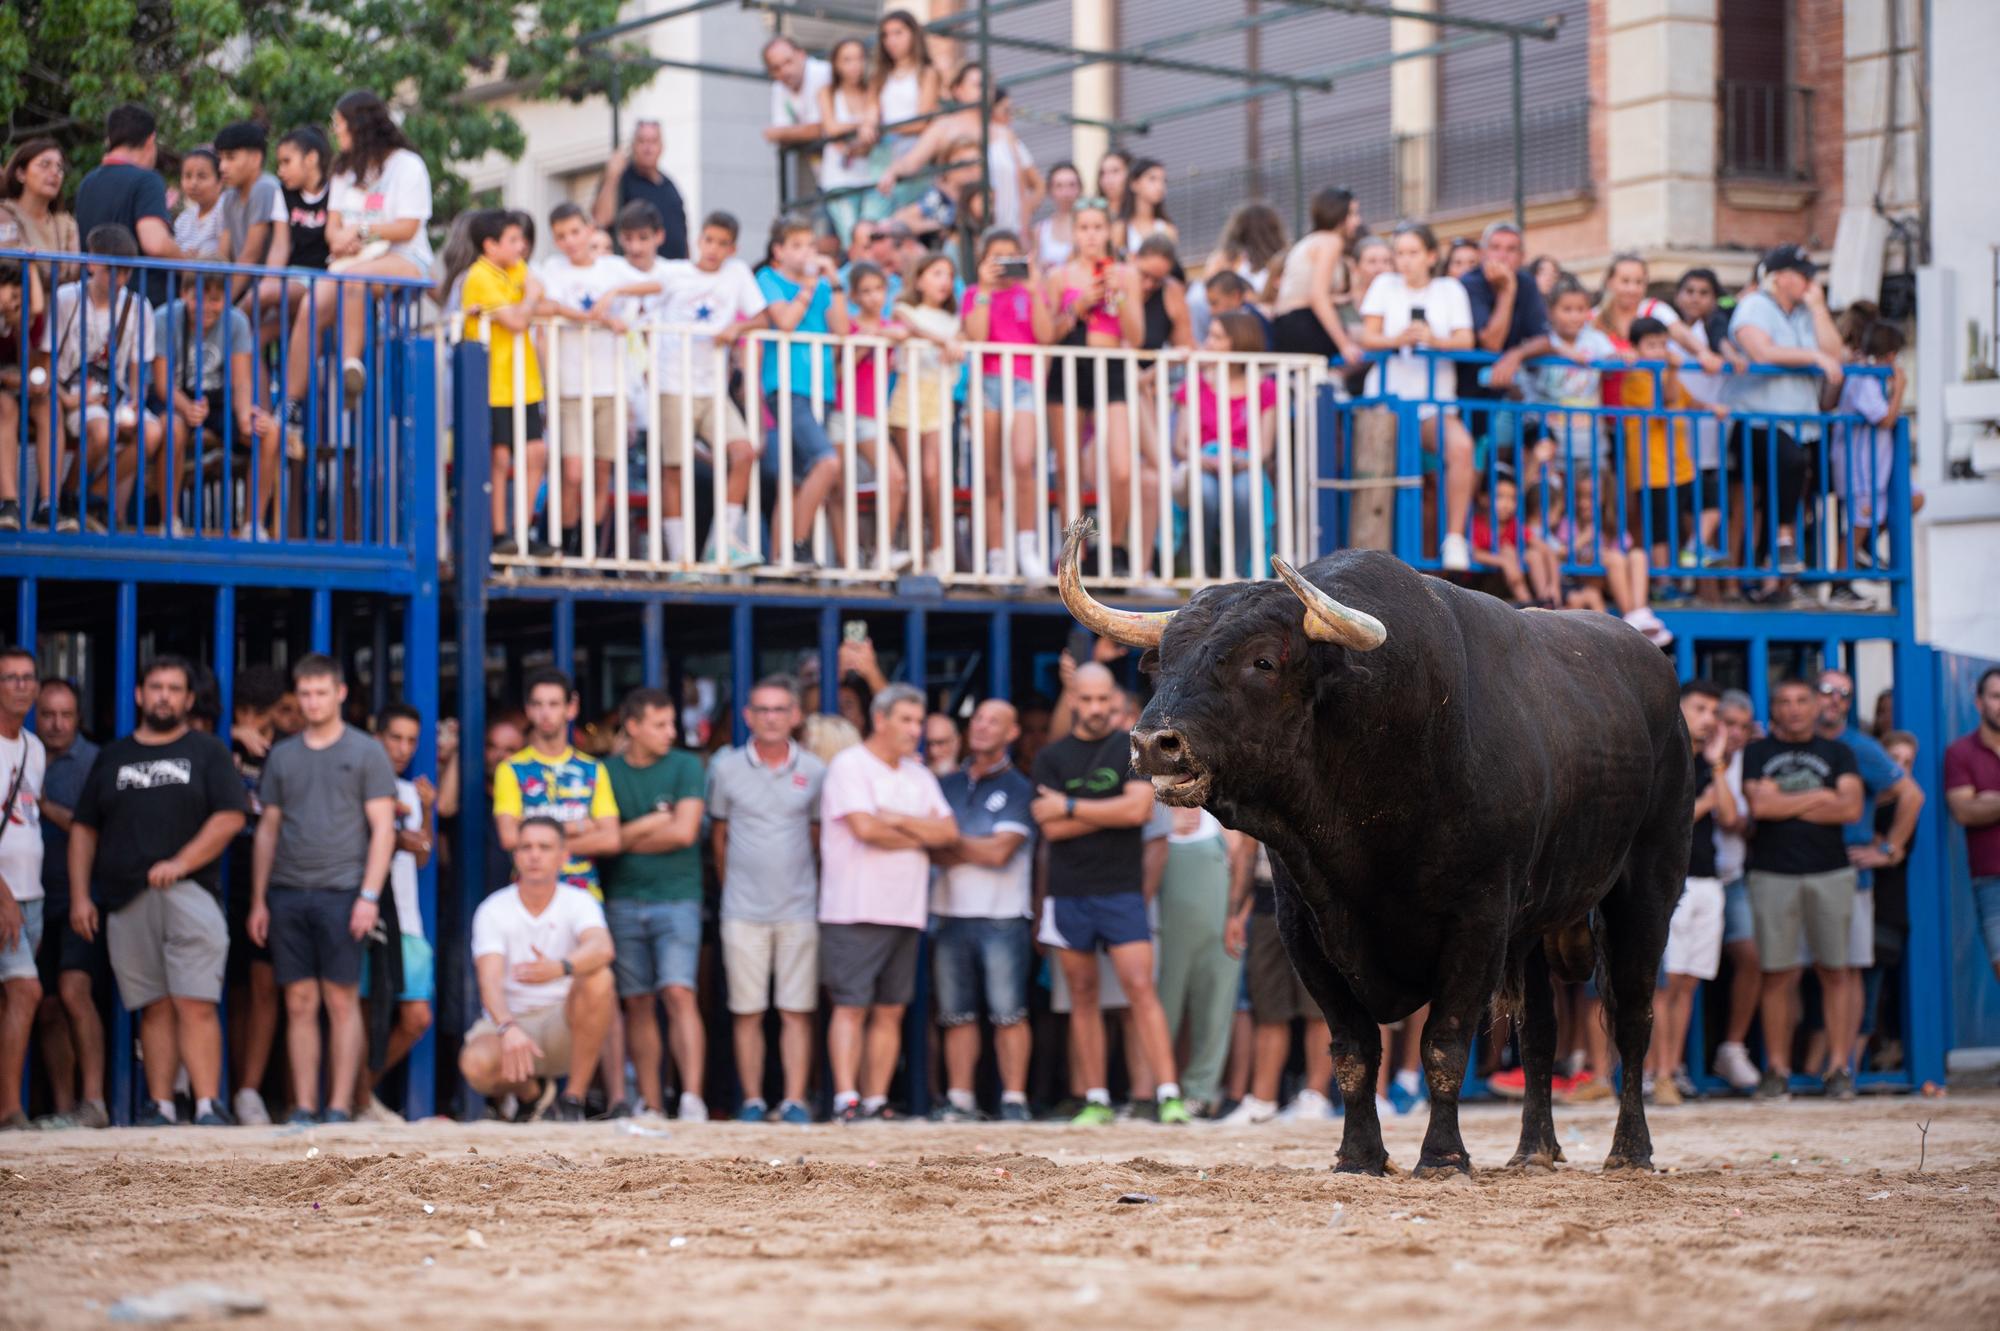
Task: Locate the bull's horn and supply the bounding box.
[1271,557,1387,651]
[1056,518,1176,648]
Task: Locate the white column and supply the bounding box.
[1073,0,1115,183]
[1389,0,1438,220]
[1604,0,1718,252]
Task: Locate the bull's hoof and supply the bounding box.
[1333,1153,1393,1177]
[1504,1151,1558,1173]
[1601,1153,1655,1173]
[1413,1153,1473,1180]
[1553,1142,1568,1164]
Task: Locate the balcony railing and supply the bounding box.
[1719,80,1816,182]
[457,318,1329,593]
[0,248,432,558]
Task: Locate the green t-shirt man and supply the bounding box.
[602,749,707,902]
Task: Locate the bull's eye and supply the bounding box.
[1253,657,1276,673]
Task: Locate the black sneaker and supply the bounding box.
[1755,1069,1790,1101]
[136,1101,178,1128]
[195,1106,235,1127]
[547,1094,587,1123]
[1826,584,1870,607]
[286,1106,319,1127]
[1775,538,1803,573]
[791,540,818,569]
[320,1108,352,1125]
[0,499,18,531]
[1823,1069,1857,1101]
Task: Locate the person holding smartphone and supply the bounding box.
[964,229,1054,579]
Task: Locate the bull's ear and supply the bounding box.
[1138,648,1160,675]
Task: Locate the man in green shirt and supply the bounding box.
[602,687,708,1121]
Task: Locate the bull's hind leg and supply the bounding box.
[1506,941,1564,1170]
[1274,892,1388,1175]
[1595,862,1676,1172]
[1412,925,1506,1178]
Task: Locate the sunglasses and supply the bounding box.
[1817,684,1852,699]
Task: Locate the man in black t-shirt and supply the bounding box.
[1742,677,1862,1100]
[1030,663,1189,1125]
[72,104,183,305]
[1647,681,1745,1105]
[69,656,248,1126]
[590,120,690,260]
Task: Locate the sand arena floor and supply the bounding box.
[3,1092,1997,1329]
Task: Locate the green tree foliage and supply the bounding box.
[0,0,650,217]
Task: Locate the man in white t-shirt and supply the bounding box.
[537,202,660,552]
[353,704,437,1122]
[763,35,833,168]
[819,683,956,1121]
[459,817,615,1123]
[0,645,48,1129]
[615,204,768,568]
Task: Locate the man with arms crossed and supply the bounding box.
[248,654,398,1124]
[69,656,246,1124]
[1031,662,1190,1125]
[459,817,616,1121]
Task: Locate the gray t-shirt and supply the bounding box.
[155,302,255,394]
[706,741,825,923]
[260,725,398,890]
[1727,289,1824,439]
[219,175,283,261]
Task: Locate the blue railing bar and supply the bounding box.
[0,247,433,290]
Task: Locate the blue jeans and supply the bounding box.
[607,897,703,998]
[929,915,1032,1027]
[1194,446,1276,577]
[1974,875,2000,965]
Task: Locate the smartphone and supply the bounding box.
[995,255,1032,281]
[843,619,869,644]
[1065,627,1096,664]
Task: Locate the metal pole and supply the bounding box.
[1286,1,1562,41]
[610,63,623,154]
[976,0,992,277]
[1289,88,1306,238]
[1511,34,1526,232]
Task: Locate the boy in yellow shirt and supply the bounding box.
[459,210,551,557]
[1619,316,1727,572]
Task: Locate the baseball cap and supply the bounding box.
[1760,243,1817,279]
[882,219,915,243]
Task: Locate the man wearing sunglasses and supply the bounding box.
[1815,669,1923,1087]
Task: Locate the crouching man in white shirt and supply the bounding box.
[459,816,616,1122]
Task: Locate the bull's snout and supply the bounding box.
[1130,726,1189,776]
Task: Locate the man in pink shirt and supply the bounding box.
[819,683,957,1121]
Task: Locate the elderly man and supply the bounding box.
[592,119,689,261]
[763,34,832,189]
[818,684,957,1121]
[460,816,616,1122]
[838,219,898,291]
[1729,244,1845,582]
[1815,667,1923,1091]
[1031,662,1190,1125]
[1742,678,1862,1101]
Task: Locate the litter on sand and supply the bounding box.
[669,1236,689,1249]
[108,1284,266,1324]
[1116,1192,1158,1205]
[422,1204,436,1215]
[619,1120,672,1139]
[304,1147,320,1160]
[461,1229,487,1250]
[1866,1191,1892,1200]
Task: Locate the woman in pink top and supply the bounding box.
[1041,201,1146,576]
[838,262,908,560]
[964,230,1054,578]
[1176,312,1279,577]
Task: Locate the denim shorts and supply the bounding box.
[0,897,43,983]
[1722,877,1753,946]
[980,372,1038,414]
[930,915,1032,1027]
[607,897,703,998]
[1974,875,2000,964]
[760,393,837,485]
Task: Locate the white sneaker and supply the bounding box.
[677,1092,709,1123]
[1279,1088,1334,1121]
[1014,531,1048,579]
[1714,1041,1761,1093]
[1375,1094,1395,1119]
[1216,1094,1278,1126]
[233,1088,271,1127]
[1440,532,1471,572]
[985,548,1007,576]
[357,1099,405,1124]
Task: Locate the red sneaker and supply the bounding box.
[1486,1067,1526,1100]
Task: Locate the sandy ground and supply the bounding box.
[2,1094,1998,1330]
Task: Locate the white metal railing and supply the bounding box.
[459,316,1327,590]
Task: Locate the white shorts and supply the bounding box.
[721,917,819,1015]
[1797,884,1875,970]
[1663,876,1724,980]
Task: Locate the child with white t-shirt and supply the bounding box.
[616,204,767,568]
[535,202,659,550]
[1357,224,1478,571]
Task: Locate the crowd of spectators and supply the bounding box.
[2,632,1983,1129]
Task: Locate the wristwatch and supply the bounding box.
[1065,796,1076,818]
[360,887,381,904]
[561,958,574,977]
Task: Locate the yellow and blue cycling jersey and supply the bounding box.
[491,744,619,896]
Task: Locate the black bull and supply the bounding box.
[1060,528,1692,1176]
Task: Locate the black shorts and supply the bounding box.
[34,887,109,989]
[489,401,546,451]
[225,858,271,984]
[819,922,920,1009]
[1272,307,1340,360]
[1634,486,1695,547]
[1046,349,1128,407]
[268,886,365,988]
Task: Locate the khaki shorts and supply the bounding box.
[466,1003,573,1079]
[1748,868,1856,972]
[721,917,818,1015]
[556,397,623,462]
[106,880,228,1009]
[658,392,753,467]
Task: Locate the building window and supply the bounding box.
[1718,0,1813,181]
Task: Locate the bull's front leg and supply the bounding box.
[1273,891,1389,1175]
[1414,924,1507,1178]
